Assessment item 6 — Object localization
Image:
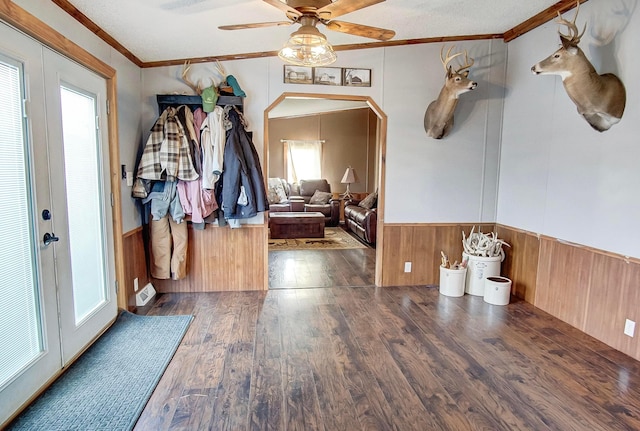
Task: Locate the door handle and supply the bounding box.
[43,232,60,246]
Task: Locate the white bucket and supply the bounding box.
[483,276,512,305]
[463,253,502,296]
[439,266,467,297]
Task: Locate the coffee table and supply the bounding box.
[269,212,325,239]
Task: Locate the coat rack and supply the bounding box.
[156,94,243,113]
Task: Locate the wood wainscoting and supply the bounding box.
[497,224,640,361]
[381,223,640,361]
[380,223,495,287]
[534,234,640,361]
[151,224,268,293]
[121,223,267,309]
[495,225,540,303]
[124,220,640,360]
[122,227,149,311]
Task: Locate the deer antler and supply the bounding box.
[440,46,474,74]
[556,1,586,45]
[181,61,203,95]
[440,45,464,73]
[214,60,227,79]
[454,50,474,74]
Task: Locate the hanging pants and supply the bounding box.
[150,215,188,280]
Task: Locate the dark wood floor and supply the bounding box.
[268,246,376,289]
[135,284,640,430]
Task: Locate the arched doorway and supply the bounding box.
[263,92,387,286]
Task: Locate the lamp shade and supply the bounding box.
[341,166,358,184]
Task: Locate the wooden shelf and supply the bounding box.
[156,94,243,113]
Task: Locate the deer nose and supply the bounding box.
[471,82,478,89]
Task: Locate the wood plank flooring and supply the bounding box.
[268,247,376,289]
[135,285,640,430]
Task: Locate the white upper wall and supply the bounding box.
[142,41,506,225]
[14,0,143,233]
[383,40,506,223]
[499,0,639,258]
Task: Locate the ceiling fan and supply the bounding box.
[219,0,395,66]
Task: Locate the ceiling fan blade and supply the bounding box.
[262,0,302,19]
[325,20,395,41]
[317,0,385,19]
[218,21,293,30]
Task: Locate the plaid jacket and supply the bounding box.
[136,107,198,182]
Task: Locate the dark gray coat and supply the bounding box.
[221,109,269,219]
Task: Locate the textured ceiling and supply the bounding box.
[64,0,562,63]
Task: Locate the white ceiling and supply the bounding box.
[64,0,561,64]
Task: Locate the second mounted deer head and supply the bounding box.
[424,46,478,139]
[531,1,626,132]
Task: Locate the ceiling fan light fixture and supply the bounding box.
[278,24,337,67]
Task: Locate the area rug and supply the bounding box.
[8,311,192,431]
[269,227,367,251]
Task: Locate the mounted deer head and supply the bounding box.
[531,1,626,132]
[424,46,477,139]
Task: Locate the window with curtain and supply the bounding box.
[284,140,323,184]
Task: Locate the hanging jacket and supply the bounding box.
[221,108,269,219]
[175,105,201,176]
[136,107,199,182]
[200,106,225,189]
[141,180,185,223]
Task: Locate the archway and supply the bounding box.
[263,92,387,286]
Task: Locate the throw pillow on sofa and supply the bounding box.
[309,190,332,204]
[358,191,377,209]
[267,178,288,204]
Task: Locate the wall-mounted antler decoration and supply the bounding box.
[424,45,477,139]
[181,61,206,95]
[531,1,626,132]
[180,61,220,95]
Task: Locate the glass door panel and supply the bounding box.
[60,85,108,324]
[0,54,43,387]
[43,48,116,365]
[0,24,62,426]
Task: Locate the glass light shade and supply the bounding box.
[278,25,337,67]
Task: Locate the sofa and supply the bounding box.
[267,178,340,227]
[344,192,377,245]
[267,178,304,212]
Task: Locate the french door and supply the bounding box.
[0,23,116,425]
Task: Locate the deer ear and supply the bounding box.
[462,71,470,78]
[446,66,453,78]
[560,35,573,50]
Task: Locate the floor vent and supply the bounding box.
[135,283,157,307]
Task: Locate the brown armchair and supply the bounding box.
[295,179,340,227]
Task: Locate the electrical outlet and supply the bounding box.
[404,262,412,273]
[134,277,139,292]
[624,319,635,337]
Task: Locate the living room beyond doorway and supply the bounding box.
[264,93,385,289]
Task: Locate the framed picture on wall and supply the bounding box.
[283,65,313,84]
[313,67,342,85]
[343,68,371,87]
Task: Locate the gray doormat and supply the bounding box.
[8,310,192,431]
